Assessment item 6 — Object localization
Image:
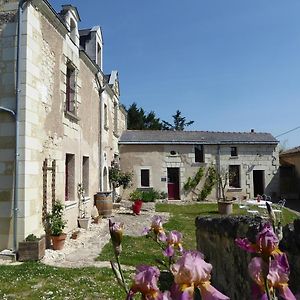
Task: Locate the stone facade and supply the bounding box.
[0,0,126,250]
[280,147,300,200]
[195,216,300,299]
[119,131,280,201]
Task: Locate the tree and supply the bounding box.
[162,110,194,131]
[126,102,163,130]
[109,162,133,202]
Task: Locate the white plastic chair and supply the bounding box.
[272,199,286,214]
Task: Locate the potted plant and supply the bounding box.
[109,161,133,203]
[77,183,91,230]
[45,201,67,250]
[18,234,45,261]
[129,190,143,215]
[216,168,233,215]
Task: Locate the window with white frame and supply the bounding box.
[229,165,240,188]
[65,62,77,114]
[114,102,118,135]
[194,145,204,163]
[140,169,150,187]
[231,146,238,157]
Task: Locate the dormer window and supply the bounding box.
[70,18,76,43]
[97,43,102,67]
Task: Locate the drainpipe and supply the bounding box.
[10,0,29,251]
[217,144,221,200]
[95,73,105,191]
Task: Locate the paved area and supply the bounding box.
[0,201,169,268]
[40,202,169,268]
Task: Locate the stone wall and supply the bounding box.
[119,143,279,201]
[195,216,300,300]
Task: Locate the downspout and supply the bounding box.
[95,72,105,191]
[12,0,29,251]
[217,144,221,200]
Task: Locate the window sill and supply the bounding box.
[65,200,77,210]
[82,196,91,203]
[191,162,205,167]
[227,188,242,192]
[230,156,238,159]
[64,110,80,122]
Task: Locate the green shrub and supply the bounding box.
[141,189,160,202]
[25,234,39,242]
[129,190,143,201]
[160,191,168,199]
[129,188,164,202]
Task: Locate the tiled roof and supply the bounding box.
[280,146,300,156]
[119,130,278,145]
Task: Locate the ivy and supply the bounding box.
[183,167,204,192]
[198,166,217,201]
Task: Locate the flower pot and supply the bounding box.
[78,217,91,230]
[218,201,233,215]
[71,231,80,240]
[92,216,101,224]
[132,200,143,215]
[51,233,67,250]
[18,236,46,261]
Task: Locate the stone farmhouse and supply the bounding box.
[0,0,126,250]
[280,146,300,200]
[119,130,280,201]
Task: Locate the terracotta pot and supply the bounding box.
[132,200,143,215]
[51,233,67,250]
[218,201,233,215]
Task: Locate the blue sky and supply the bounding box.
[51,0,300,149]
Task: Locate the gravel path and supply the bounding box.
[40,203,169,268]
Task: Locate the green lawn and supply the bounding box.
[0,203,298,299]
[0,262,130,299]
[98,203,298,266]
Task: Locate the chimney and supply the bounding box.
[250,129,255,133]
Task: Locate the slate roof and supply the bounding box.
[119,130,278,145]
[280,146,300,156]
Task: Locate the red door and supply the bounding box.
[167,168,180,200]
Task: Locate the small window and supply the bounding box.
[170,150,177,155]
[70,18,76,43]
[97,43,102,67]
[66,63,76,114]
[65,154,75,201]
[195,145,204,163]
[82,156,89,196]
[229,165,240,188]
[231,147,238,157]
[114,102,118,135]
[104,103,108,129]
[141,169,150,187]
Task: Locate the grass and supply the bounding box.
[0,203,298,299]
[0,262,130,300]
